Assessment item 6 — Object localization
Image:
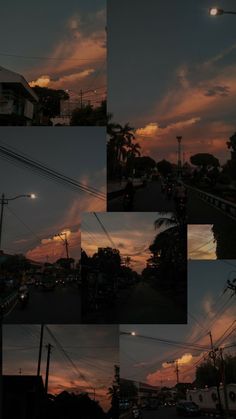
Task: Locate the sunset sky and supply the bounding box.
[81,212,174,273]
[109,0,236,164]
[120,260,236,387]
[0,1,106,98]
[0,128,106,262]
[188,224,216,260]
[3,324,118,411]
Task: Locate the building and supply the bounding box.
[187,383,236,415]
[121,378,160,405]
[3,375,46,419]
[0,66,38,125]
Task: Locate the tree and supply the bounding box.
[56,258,75,270]
[120,379,138,401]
[32,86,69,119]
[107,365,120,419]
[212,222,236,259]
[134,156,157,175]
[157,160,173,177]
[70,100,107,126]
[190,153,220,172]
[226,132,236,152]
[107,119,137,179]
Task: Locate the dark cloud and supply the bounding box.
[204,85,230,97]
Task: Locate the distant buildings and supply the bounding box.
[0,66,38,125]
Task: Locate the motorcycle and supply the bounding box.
[176,197,186,218]
[18,292,29,308]
[166,185,173,199]
[123,193,133,210]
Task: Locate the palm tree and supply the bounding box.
[107,120,136,179]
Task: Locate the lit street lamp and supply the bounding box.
[0,193,36,249]
[209,7,236,16]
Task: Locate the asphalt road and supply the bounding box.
[108,181,175,212]
[142,407,209,418]
[4,284,81,323]
[116,282,187,324]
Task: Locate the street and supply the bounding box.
[141,406,213,418]
[108,181,175,211]
[116,282,186,324]
[3,284,81,323]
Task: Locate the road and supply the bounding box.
[116,282,187,324]
[108,181,175,211]
[4,284,81,323]
[142,406,213,418]
[187,188,236,224]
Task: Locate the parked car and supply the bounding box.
[176,401,200,416]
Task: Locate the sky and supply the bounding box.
[0,128,106,262]
[3,324,118,411]
[120,260,236,387]
[188,225,216,260]
[81,212,174,273]
[108,0,236,164]
[0,1,106,99]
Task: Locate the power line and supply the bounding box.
[93,212,116,248]
[0,52,105,62]
[0,144,105,200]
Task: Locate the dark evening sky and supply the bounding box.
[108,0,236,164]
[0,128,106,262]
[3,324,119,411]
[120,261,236,386]
[0,1,106,94]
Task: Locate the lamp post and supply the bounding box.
[209,7,236,16]
[0,193,36,250]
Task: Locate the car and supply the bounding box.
[176,401,200,416]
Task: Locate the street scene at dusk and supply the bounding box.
[120,260,236,418]
[2,324,119,419]
[108,1,236,225]
[0,1,106,125]
[0,128,106,323]
[81,212,187,324]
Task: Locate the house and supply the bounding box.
[0,66,38,125]
[3,375,46,419]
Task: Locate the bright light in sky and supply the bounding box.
[209,8,219,16]
[30,193,36,199]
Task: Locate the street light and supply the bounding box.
[209,7,236,16]
[0,193,36,249]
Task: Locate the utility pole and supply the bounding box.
[175,360,179,384]
[55,232,69,259]
[45,343,53,394]
[167,359,179,385]
[219,348,230,419]
[37,324,44,376]
[208,332,223,415]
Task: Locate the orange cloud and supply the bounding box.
[29,69,95,89]
[27,11,106,91]
[145,295,235,387]
[188,225,216,260]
